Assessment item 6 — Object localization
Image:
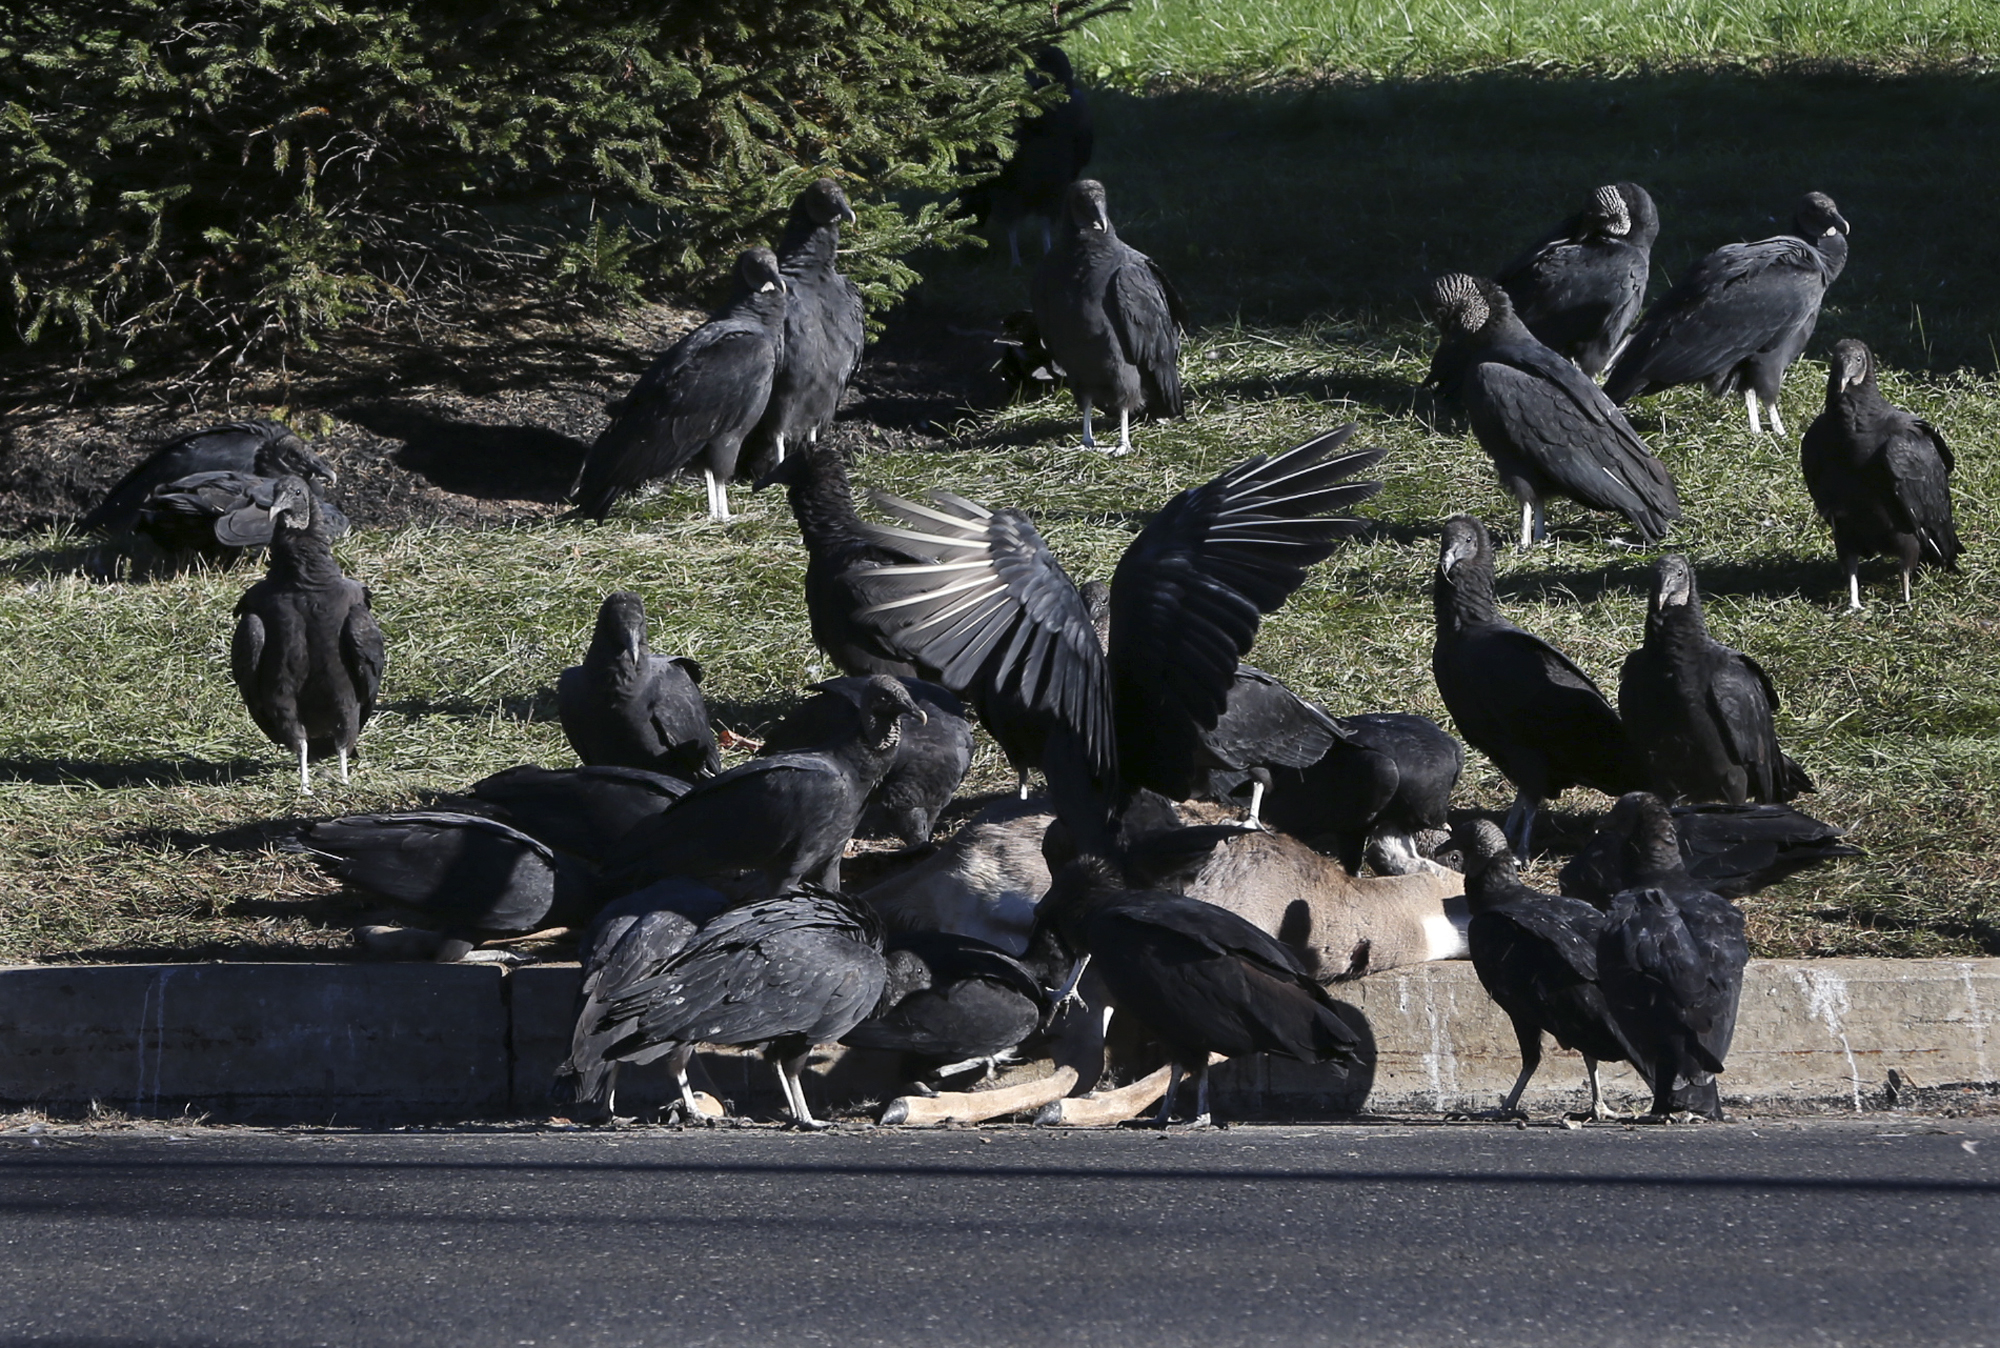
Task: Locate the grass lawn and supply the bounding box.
[1,6,1995,963]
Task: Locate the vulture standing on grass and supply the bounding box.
[846,424,1383,829]
[603,674,924,900]
[558,592,718,780]
[556,887,888,1128]
[1431,515,1635,859]
[1559,797,1859,905]
[758,444,929,678]
[1457,819,1647,1119]
[1495,182,1659,377]
[758,676,973,846]
[981,46,1096,268]
[231,477,385,794]
[305,811,593,960]
[1594,793,1749,1121]
[1800,338,1963,609]
[1619,554,1813,806]
[572,247,788,522]
[1428,273,1680,548]
[1030,179,1187,454]
[81,419,328,536]
[1604,192,1850,435]
[746,179,865,472]
[464,764,693,860]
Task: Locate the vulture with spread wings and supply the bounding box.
[843,424,1384,846]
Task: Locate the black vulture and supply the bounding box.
[552,884,715,1117]
[756,443,929,678]
[1030,179,1187,454]
[465,764,693,861]
[994,309,1063,402]
[1593,793,1749,1120]
[1427,273,1680,548]
[982,46,1095,267]
[1035,852,1366,1126]
[841,931,1051,1086]
[1604,192,1851,435]
[1559,799,1860,905]
[1431,514,1636,859]
[845,424,1384,835]
[571,247,788,521]
[137,462,350,563]
[558,592,719,780]
[1800,338,1964,609]
[1192,665,1344,827]
[758,676,973,846]
[603,674,924,899]
[230,477,385,794]
[1495,182,1658,376]
[556,886,888,1127]
[1219,712,1464,875]
[746,178,864,472]
[80,418,328,536]
[305,811,595,958]
[1457,819,1648,1119]
[1619,554,1813,805]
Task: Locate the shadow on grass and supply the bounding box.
[341,403,589,504]
[378,690,559,723]
[923,66,2000,377]
[1494,553,1856,606]
[1202,367,1422,421]
[0,756,270,788]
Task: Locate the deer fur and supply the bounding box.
[1183,829,1467,981]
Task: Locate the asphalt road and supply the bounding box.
[1,1116,1994,1347]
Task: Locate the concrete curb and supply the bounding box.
[1,958,1992,1123]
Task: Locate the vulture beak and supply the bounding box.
[840,201,858,226]
[625,631,644,665]
[1657,566,1693,609]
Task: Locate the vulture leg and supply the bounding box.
[1767,402,1786,438]
[1743,389,1762,435]
[1519,499,1535,551]
[670,1046,708,1123]
[1901,568,1913,604]
[1245,775,1267,829]
[1848,564,1864,612]
[1152,1061,1184,1128]
[779,1053,828,1130]
[1113,408,1132,457]
[773,433,787,466]
[1016,766,1032,800]
[1007,224,1023,270]
[1079,395,1096,449]
[1502,791,1538,862]
[296,741,312,796]
[703,467,732,522]
[338,748,351,785]
[1584,1056,1613,1122]
[1500,1022,1542,1116]
[1049,953,1092,1015]
[1190,1063,1213,1127]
